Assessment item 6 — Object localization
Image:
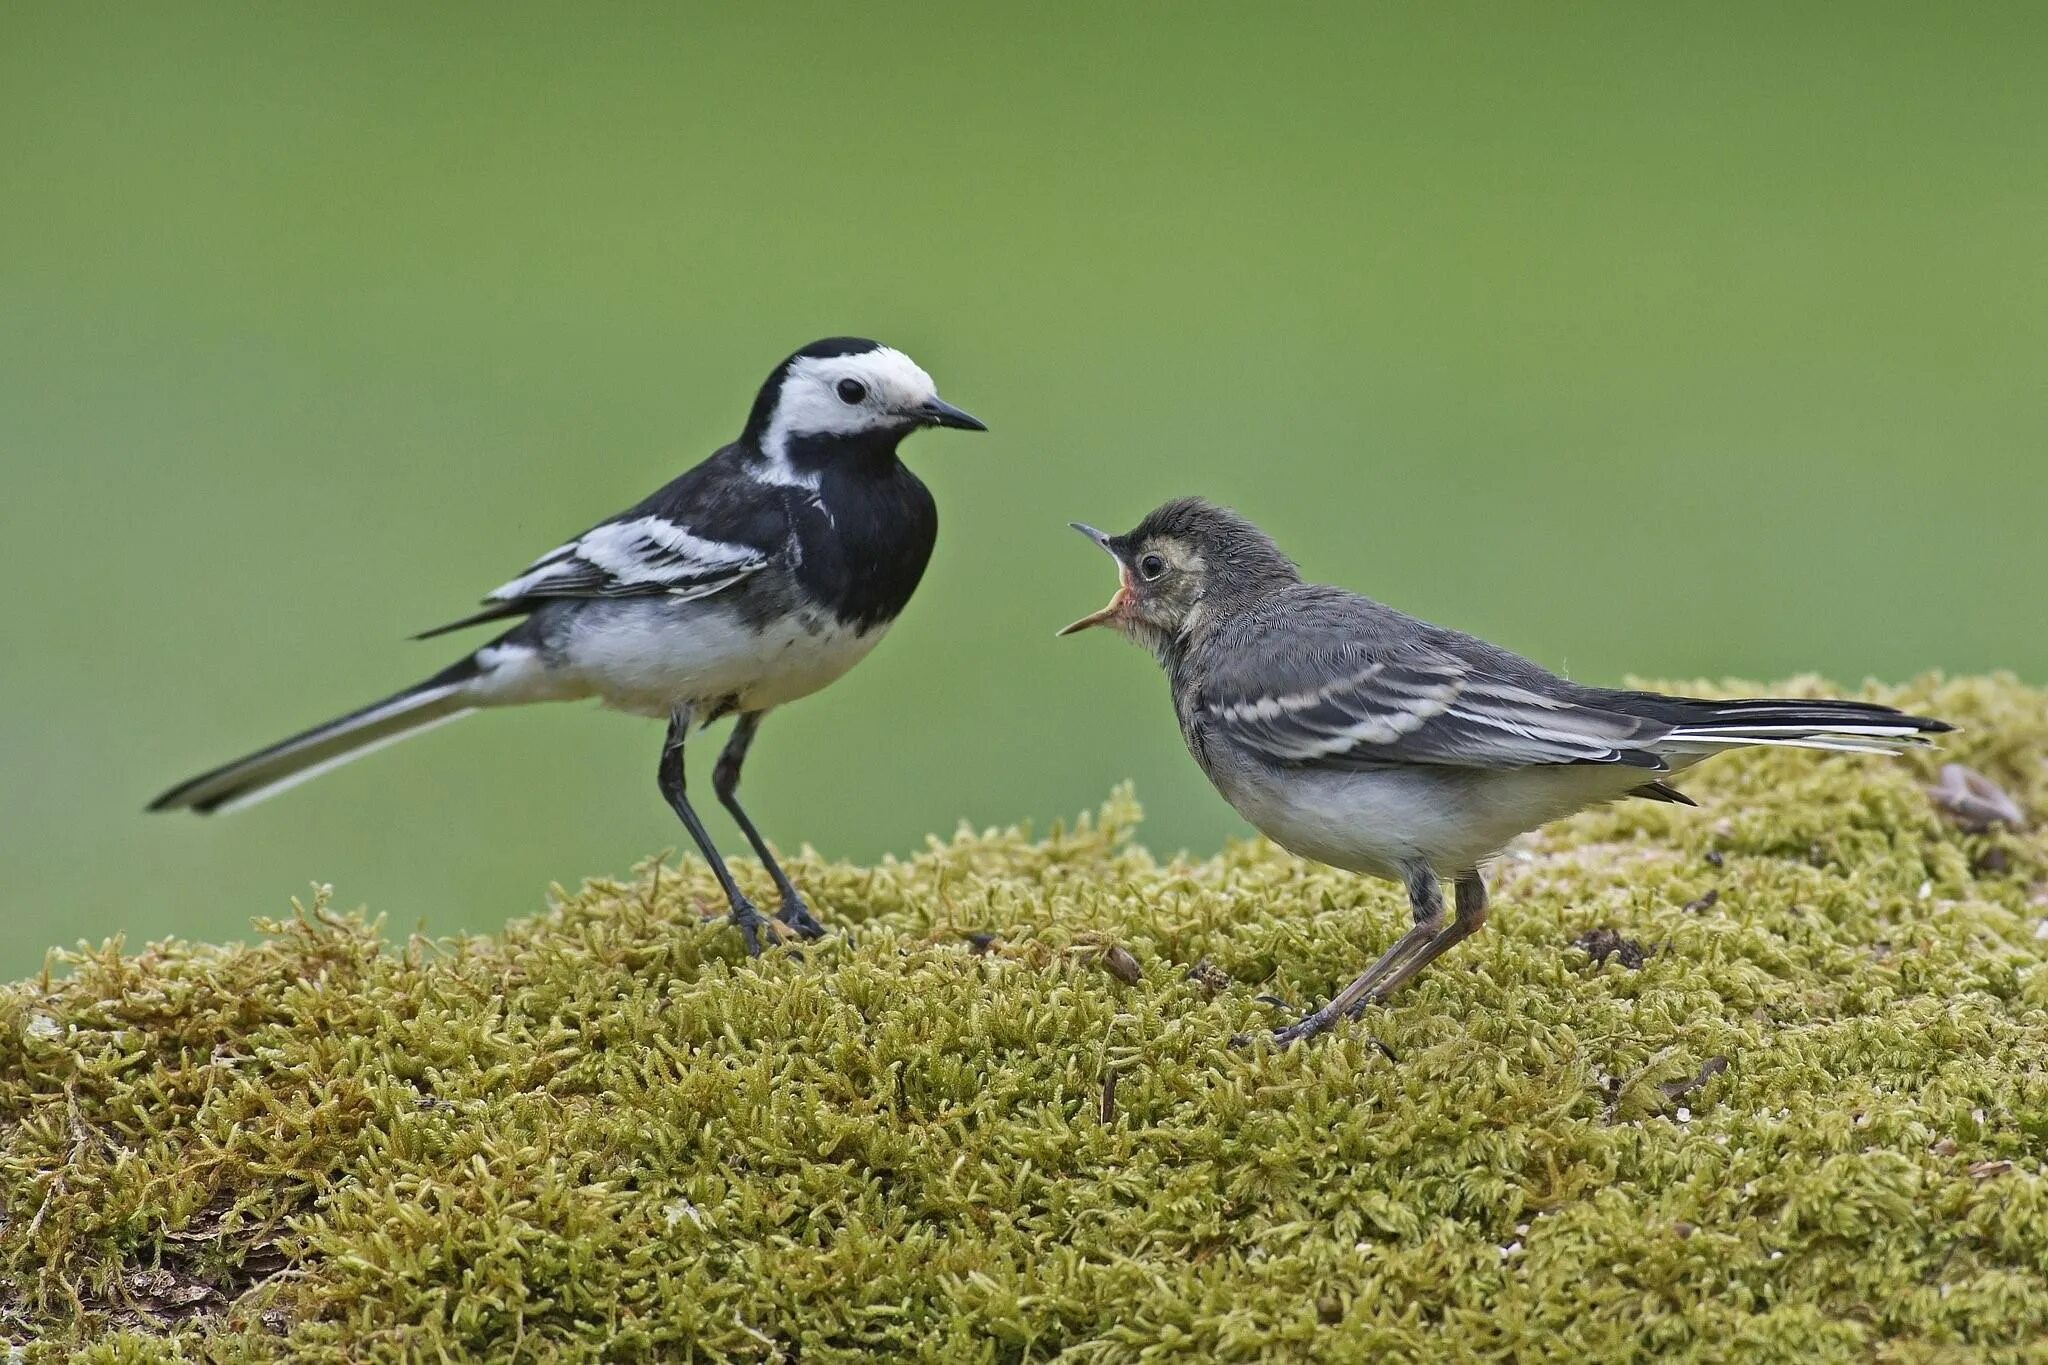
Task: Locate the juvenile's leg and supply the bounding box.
[1352,871,1488,1008]
[1259,863,1446,1048]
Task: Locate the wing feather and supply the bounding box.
[1195,594,1673,771]
[415,453,788,638]
[485,516,769,604]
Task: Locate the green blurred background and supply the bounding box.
[4,4,2043,975]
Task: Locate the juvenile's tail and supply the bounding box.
[1650,695,1951,758]
[148,659,482,815]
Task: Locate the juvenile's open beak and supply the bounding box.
[1057,522,1132,636]
[918,396,987,431]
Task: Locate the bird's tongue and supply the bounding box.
[1058,569,1135,636]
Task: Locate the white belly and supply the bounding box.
[1212,758,1651,880]
[549,600,886,718]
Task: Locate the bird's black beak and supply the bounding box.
[918,396,987,431]
[1058,522,1133,636]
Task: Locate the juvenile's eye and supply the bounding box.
[836,378,868,405]
[1137,552,1169,581]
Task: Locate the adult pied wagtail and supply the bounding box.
[1060,498,1949,1046]
[151,337,985,954]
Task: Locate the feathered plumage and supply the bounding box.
[1062,497,1948,1045]
[152,338,984,955]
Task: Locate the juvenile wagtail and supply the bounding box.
[1060,497,1948,1046]
[152,337,986,954]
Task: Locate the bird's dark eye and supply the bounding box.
[1137,552,1169,581]
[836,378,868,405]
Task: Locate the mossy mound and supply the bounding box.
[6,676,2047,1362]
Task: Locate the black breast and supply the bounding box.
[786,456,939,632]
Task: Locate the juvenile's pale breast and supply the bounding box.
[1205,746,1651,879]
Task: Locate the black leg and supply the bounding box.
[657,711,769,957]
[1251,863,1446,1049]
[712,712,825,940]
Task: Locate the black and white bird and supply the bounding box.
[151,337,985,954]
[1060,498,1949,1046]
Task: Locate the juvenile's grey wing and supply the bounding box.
[1197,594,1674,771]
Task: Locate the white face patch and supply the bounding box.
[758,347,938,486]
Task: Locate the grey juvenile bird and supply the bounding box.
[152,337,985,955]
[1060,497,1948,1046]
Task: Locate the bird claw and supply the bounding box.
[1230,1011,1337,1049]
[1268,1015,1335,1048]
[775,896,828,941]
[728,897,826,958]
[729,901,770,958]
[1232,1004,1398,1055]
[1226,995,1323,1047]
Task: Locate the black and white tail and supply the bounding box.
[1653,696,1951,758]
[148,657,484,816]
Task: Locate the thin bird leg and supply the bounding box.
[1265,865,1446,1048]
[657,711,770,957]
[712,712,825,940]
[1349,871,1489,1013]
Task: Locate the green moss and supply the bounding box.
[5,675,2047,1362]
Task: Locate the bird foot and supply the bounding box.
[1232,1007,1339,1050]
[1268,1012,1339,1048]
[729,900,770,958]
[775,895,828,941]
[1230,997,1398,1054]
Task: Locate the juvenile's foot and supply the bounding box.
[1344,992,1389,1022]
[1232,1005,1339,1049]
[1267,1010,1340,1048]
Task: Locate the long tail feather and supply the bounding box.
[1652,695,1949,760]
[149,670,478,815]
[1663,730,1924,757]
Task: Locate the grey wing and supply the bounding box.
[1197,604,1674,771]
